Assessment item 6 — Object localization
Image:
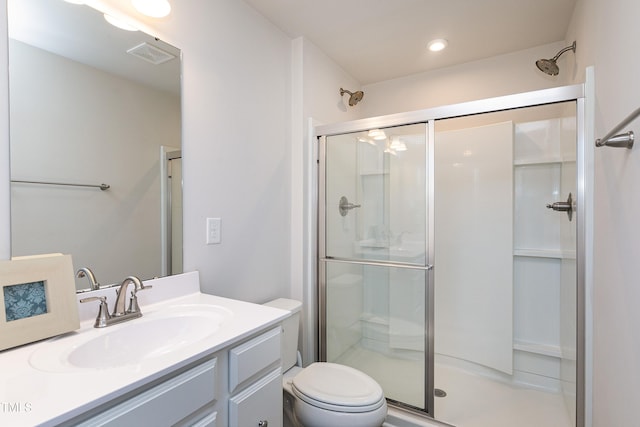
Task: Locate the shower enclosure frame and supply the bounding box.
[315,83,590,425]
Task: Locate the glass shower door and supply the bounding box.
[433,102,578,426]
[319,123,431,412]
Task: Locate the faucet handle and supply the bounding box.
[80,296,111,328]
[126,280,152,314]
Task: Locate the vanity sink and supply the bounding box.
[29,304,232,372]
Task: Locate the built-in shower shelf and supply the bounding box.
[359,170,388,176]
[514,249,576,259]
[513,341,562,358]
[513,157,576,166]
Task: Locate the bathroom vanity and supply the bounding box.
[0,272,288,427]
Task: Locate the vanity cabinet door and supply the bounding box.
[229,368,282,427]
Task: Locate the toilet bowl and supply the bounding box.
[264,298,387,427]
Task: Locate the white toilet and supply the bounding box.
[264,298,388,427]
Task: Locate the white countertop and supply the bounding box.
[0,272,289,426]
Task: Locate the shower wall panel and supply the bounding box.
[513,116,576,398]
[434,121,514,375]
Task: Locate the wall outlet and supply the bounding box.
[206,217,221,245]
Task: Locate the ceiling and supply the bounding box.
[7,0,576,91]
[243,0,577,85]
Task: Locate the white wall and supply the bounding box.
[9,40,179,288]
[291,36,363,363]
[359,42,574,118]
[104,0,294,302]
[567,0,640,426]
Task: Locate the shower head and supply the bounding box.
[340,88,364,106]
[536,41,576,76]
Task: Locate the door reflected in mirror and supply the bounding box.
[7,0,182,291]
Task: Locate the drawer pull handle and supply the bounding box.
[258,421,268,427]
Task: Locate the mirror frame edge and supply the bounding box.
[1,0,10,261]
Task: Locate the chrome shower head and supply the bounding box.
[340,88,364,106]
[536,41,576,76]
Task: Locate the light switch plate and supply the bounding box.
[206,217,221,244]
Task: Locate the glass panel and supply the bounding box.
[325,124,427,265]
[433,102,577,427]
[325,261,427,410]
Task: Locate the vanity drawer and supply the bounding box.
[76,358,217,427]
[229,326,281,392]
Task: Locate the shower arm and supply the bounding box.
[551,42,576,61]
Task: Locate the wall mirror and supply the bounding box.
[7,0,182,291]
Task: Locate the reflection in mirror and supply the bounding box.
[8,0,182,291]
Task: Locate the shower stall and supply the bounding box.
[316,85,587,427]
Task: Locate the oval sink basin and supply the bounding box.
[69,315,213,369]
[29,304,231,372]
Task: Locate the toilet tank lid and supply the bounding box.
[263,298,301,313]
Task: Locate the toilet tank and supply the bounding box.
[263,298,302,371]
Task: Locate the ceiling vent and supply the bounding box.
[126,42,175,65]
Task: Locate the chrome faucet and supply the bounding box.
[76,267,100,291]
[113,276,148,317]
[80,275,152,328]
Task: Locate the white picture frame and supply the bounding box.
[0,254,79,351]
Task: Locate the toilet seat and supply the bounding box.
[291,362,385,413]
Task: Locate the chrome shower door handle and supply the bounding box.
[339,196,361,217]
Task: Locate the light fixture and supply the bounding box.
[368,129,387,140]
[132,0,171,18]
[357,137,376,146]
[428,39,448,52]
[63,0,85,4]
[104,13,138,31]
[389,136,407,152]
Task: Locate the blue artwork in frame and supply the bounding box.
[3,281,48,321]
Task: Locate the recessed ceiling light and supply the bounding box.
[368,129,387,140]
[104,13,138,31]
[63,0,85,4]
[428,39,448,52]
[132,0,171,18]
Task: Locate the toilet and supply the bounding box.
[264,298,388,427]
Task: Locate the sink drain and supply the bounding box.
[434,388,447,398]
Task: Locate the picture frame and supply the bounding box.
[0,253,79,351]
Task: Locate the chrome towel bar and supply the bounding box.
[595,106,640,148]
[11,180,110,191]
